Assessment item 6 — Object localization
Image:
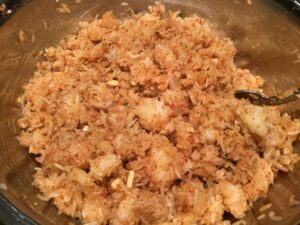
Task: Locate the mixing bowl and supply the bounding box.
[0,0,300,224]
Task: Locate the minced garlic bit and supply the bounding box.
[19,30,25,43]
[107,80,119,87]
[82,125,89,132]
[56,3,71,14]
[75,0,82,3]
[0,183,7,191]
[111,178,122,190]
[246,0,252,5]
[126,170,135,188]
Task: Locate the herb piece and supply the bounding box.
[123,102,129,107]
[203,181,208,189]
[221,153,236,165]
[177,11,185,18]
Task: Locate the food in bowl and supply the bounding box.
[17,3,300,225]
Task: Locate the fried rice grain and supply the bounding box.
[18,4,300,225]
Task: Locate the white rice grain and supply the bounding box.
[54,163,67,171]
[43,21,48,30]
[111,178,122,190]
[37,194,50,201]
[259,203,272,212]
[56,3,71,14]
[0,183,7,191]
[292,59,300,64]
[291,49,298,55]
[232,219,246,225]
[268,211,282,221]
[257,214,266,220]
[289,195,300,207]
[126,170,135,188]
[121,2,129,6]
[19,30,25,43]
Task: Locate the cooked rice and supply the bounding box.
[31,34,36,43]
[232,220,246,225]
[0,183,7,191]
[291,49,298,55]
[19,30,25,43]
[126,170,135,188]
[259,203,272,212]
[56,3,71,14]
[257,214,266,220]
[289,195,300,207]
[121,2,129,6]
[17,4,300,225]
[292,59,300,64]
[268,211,282,221]
[43,21,48,30]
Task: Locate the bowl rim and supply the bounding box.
[0,193,36,225]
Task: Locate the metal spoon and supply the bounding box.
[234,88,300,106]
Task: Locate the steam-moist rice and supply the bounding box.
[17,4,300,225]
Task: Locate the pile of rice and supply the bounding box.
[17,4,300,225]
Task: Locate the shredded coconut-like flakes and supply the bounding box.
[37,194,50,201]
[43,21,48,30]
